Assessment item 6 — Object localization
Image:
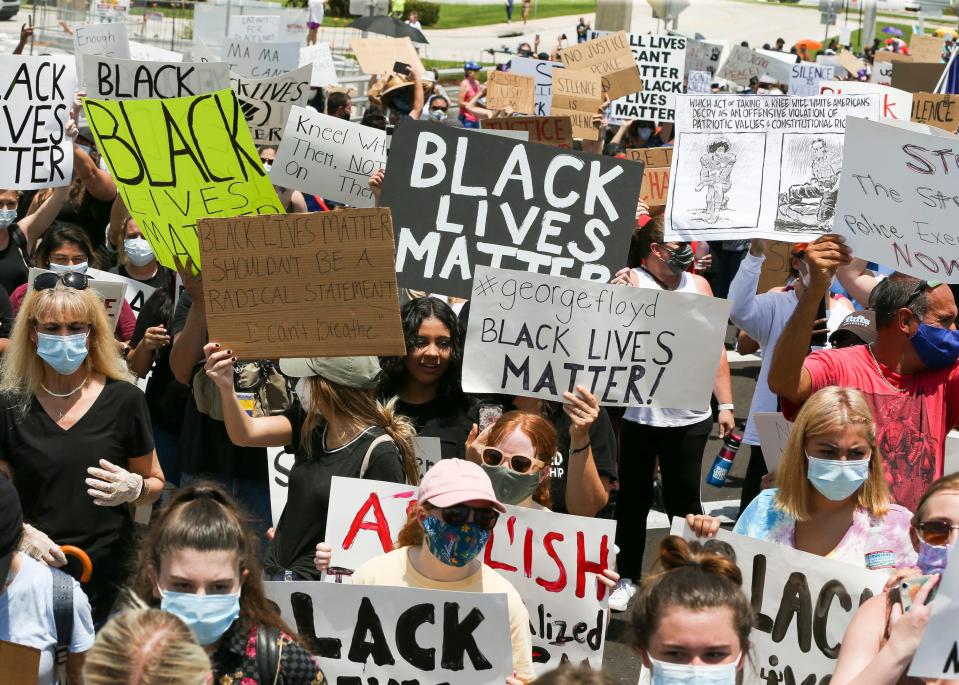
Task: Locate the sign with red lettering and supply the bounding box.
[818,81,913,121]
[324,476,617,674]
[480,116,573,148]
[627,148,672,207]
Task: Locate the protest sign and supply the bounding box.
[625,147,672,168]
[324,476,617,672]
[672,520,887,685]
[910,33,945,63]
[190,40,219,64]
[91,0,129,22]
[910,92,959,132]
[351,37,424,76]
[486,71,536,115]
[74,23,130,86]
[299,44,338,88]
[461,265,730,407]
[687,70,712,94]
[757,48,798,84]
[838,50,865,76]
[228,15,280,41]
[550,70,603,140]
[265,581,513,685]
[380,121,645,297]
[480,116,573,148]
[756,240,793,293]
[270,106,386,206]
[86,267,156,317]
[818,81,912,121]
[718,45,770,87]
[0,57,76,190]
[510,56,562,117]
[754,412,791,472]
[84,88,284,271]
[627,148,671,206]
[127,41,184,63]
[833,117,959,283]
[685,39,723,75]
[909,545,959,679]
[266,445,295,527]
[558,31,643,102]
[665,94,882,242]
[815,53,847,80]
[872,59,894,85]
[198,209,405,359]
[83,56,230,100]
[892,61,946,94]
[231,65,311,144]
[28,268,125,331]
[225,40,299,78]
[789,63,835,97]
[414,437,441,479]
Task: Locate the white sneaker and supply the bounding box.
[608,578,636,612]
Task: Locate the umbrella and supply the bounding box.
[934,27,958,39]
[349,15,428,43]
[881,26,904,36]
[794,39,822,51]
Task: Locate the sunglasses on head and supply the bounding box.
[905,279,942,308]
[916,519,959,546]
[432,504,499,530]
[477,445,545,474]
[34,272,89,291]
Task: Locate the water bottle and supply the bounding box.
[864,525,897,571]
[706,431,742,487]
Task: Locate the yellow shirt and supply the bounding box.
[352,547,536,683]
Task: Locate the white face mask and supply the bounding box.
[650,654,740,685]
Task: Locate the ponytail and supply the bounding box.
[379,397,420,485]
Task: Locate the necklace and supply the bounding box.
[866,344,906,394]
[40,374,89,398]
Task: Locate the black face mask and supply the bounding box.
[660,244,694,275]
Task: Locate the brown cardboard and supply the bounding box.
[557,31,643,101]
[838,50,865,76]
[486,71,536,115]
[350,38,425,76]
[0,641,40,685]
[638,167,670,206]
[757,241,793,293]
[873,50,912,64]
[910,34,945,64]
[891,61,947,93]
[624,147,672,167]
[480,116,574,148]
[911,92,959,132]
[198,210,406,359]
[550,71,603,140]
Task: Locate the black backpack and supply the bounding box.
[256,624,281,684]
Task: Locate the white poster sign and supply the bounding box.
[665,93,882,242]
[266,444,295,527]
[231,65,311,144]
[717,45,770,86]
[224,40,299,78]
[86,267,156,317]
[228,14,280,41]
[818,80,912,121]
[789,63,835,97]
[672,520,888,685]
[324,476,617,673]
[909,545,959,679]
[685,39,724,75]
[270,106,386,205]
[127,41,184,63]
[414,437,441,479]
[753,412,791,472]
[28,268,125,331]
[510,56,563,118]
[265,581,513,685]
[461,266,731,408]
[756,48,798,84]
[83,56,230,100]
[190,40,219,64]
[299,44,339,88]
[834,117,959,282]
[687,70,712,94]
[74,23,130,86]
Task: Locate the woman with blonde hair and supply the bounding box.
[689,386,916,570]
[0,278,162,624]
[203,346,417,580]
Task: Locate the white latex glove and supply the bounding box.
[86,459,143,506]
[19,523,67,567]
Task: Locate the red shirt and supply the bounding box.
[782,345,959,512]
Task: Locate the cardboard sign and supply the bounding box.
[83,56,230,100]
[550,71,603,140]
[28,268,125,331]
[198,209,406,359]
[685,39,723,75]
[892,61,946,94]
[911,92,959,132]
[270,106,386,207]
[228,14,280,41]
[0,56,76,190]
[838,50,865,76]
[718,45,771,87]
[225,40,299,78]
[818,81,912,121]
[789,63,835,97]
[510,56,562,117]
[0,640,40,685]
[910,34,945,64]
[86,267,156,317]
[558,31,643,101]
[74,23,130,86]
[324,476,617,673]
[84,89,284,271]
[461,265,731,407]
[756,240,793,293]
[625,147,671,167]
[231,65,311,144]
[672,520,887,685]
[127,41,183,63]
[834,117,959,283]
[351,37,424,76]
[687,70,712,94]
[486,71,536,115]
[627,147,672,206]
[265,581,513,685]
[480,116,573,148]
[299,44,339,88]
[754,411,791,472]
[909,544,959,679]
[665,94,882,242]
[380,121,645,298]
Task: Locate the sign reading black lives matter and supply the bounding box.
[380,121,645,298]
[230,64,311,144]
[0,56,77,189]
[82,56,230,100]
[665,94,882,243]
[462,266,731,408]
[265,581,514,685]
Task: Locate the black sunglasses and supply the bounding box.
[916,519,959,546]
[433,504,499,530]
[35,272,89,291]
[431,106,448,113]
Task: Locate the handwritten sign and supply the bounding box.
[627,148,671,206]
[872,59,894,85]
[687,70,711,94]
[28,268,125,331]
[558,31,643,101]
[834,117,959,283]
[83,56,229,100]
[510,57,562,117]
[225,40,299,78]
[231,65,311,144]
[266,581,513,685]
[550,71,603,140]
[86,267,156,317]
[84,89,284,271]
[299,44,338,88]
[685,39,723,75]
[910,34,945,64]
[380,121,645,297]
[909,544,959,679]
[788,63,834,97]
[74,23,130,86]
[228,15,280,41]
[754,412,791,472]
[818,81,912,121]
[486,71,536,115]
[718,45,770,87]
[480,116,573,148]
[127,41,183,63]
[351,37,424,76]
[911,92,959,132]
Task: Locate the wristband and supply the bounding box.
[717,404,734,412]
[571,442,590,454]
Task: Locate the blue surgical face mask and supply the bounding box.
[917,538,953,576]
[911,323,959,370]
[36,332,89,375]
[48,261,88,275]
[806,454,870,501]
[159,588,241,646]
[123,237,155,267]
[649,655,740,685]
[0,208,16,229]
[421,515,489,567]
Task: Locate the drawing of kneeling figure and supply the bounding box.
[695,139,737,224]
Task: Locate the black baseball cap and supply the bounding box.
[0,477,23,584]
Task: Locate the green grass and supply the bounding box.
[324,0,595,30]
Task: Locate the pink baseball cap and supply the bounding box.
[418,459,506,513]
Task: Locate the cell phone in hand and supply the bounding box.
[392,61,411,75]
[901,575,938,612]
[478,403,503,432]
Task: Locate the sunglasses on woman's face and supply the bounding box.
[476,445,545,474]
[916,519,959,546]
[34,272,89,291]
[432,505,499,530]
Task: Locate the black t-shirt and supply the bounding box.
[0,225,29,294]
[393,395,478,459]
[0,285,12,339]
[112,264,172,291]
[132,288,188,435]
[172,292,267,480]
[266,402,406,579]
[548,407,618,515]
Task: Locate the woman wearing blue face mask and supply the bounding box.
[111,216,172,291]
[130,482,325,684]
[831,473,959,685]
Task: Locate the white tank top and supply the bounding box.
[623,267,713,428]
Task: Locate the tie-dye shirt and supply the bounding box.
[734,489,918,569]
